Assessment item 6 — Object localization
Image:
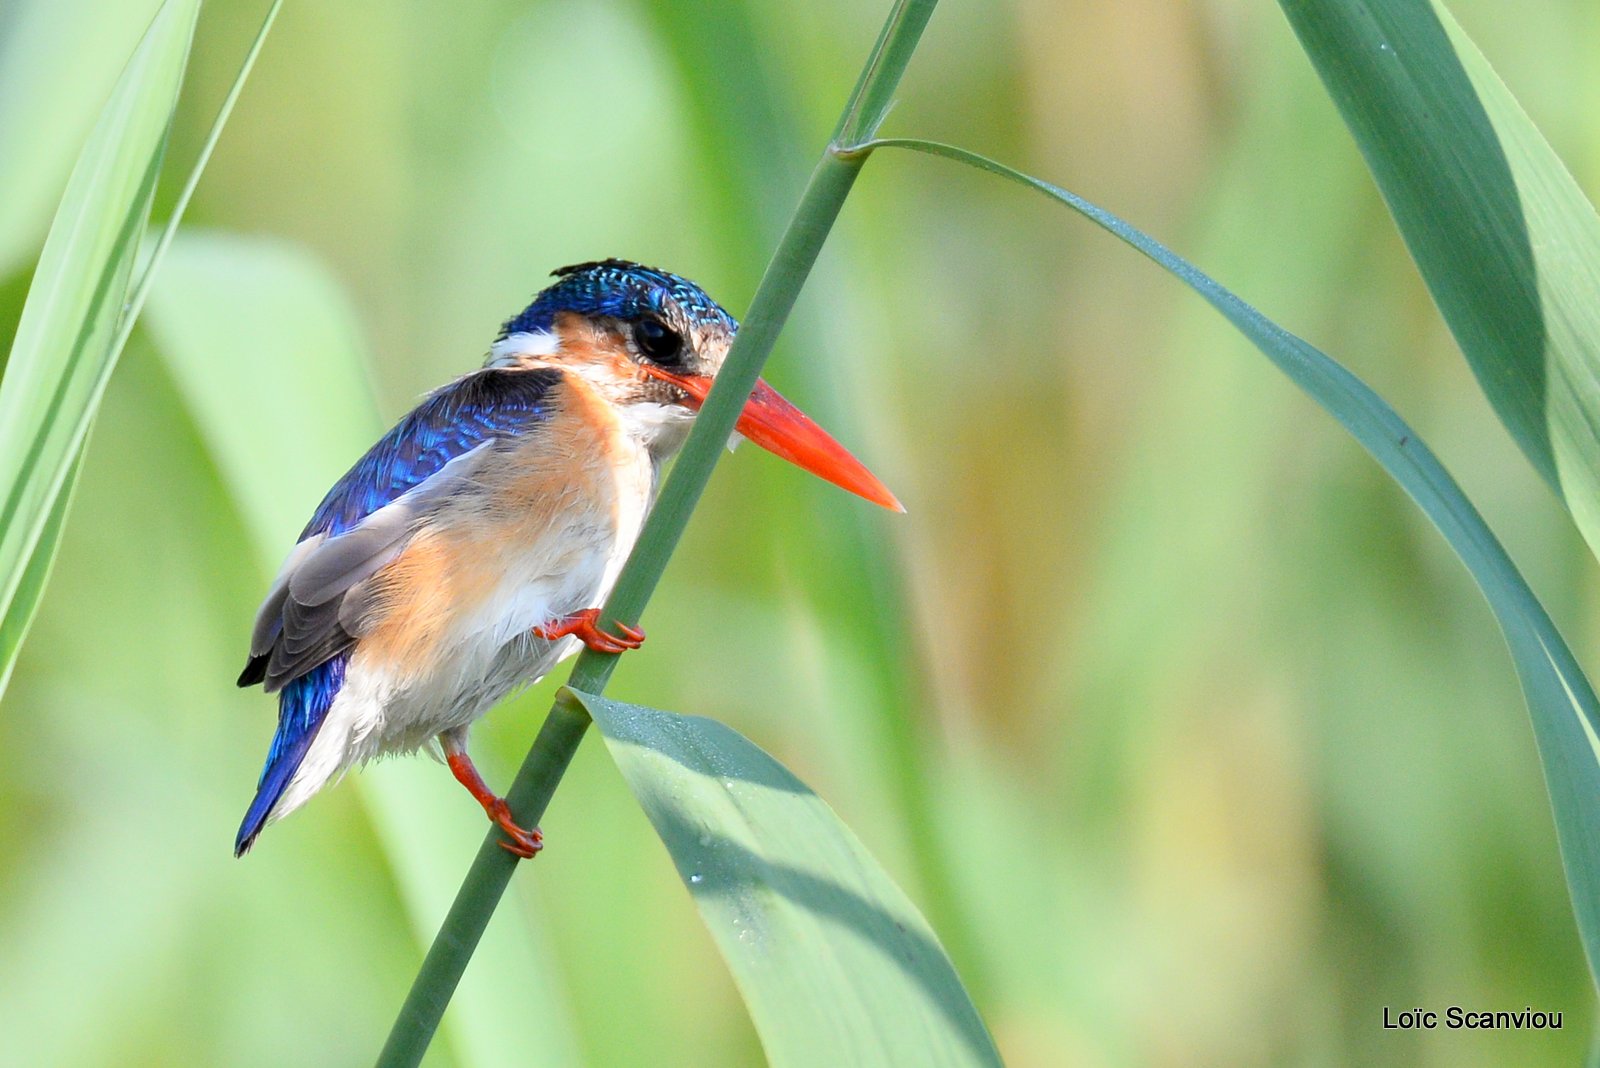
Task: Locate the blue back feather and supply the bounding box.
[303,368,561,539]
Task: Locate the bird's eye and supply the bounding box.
[633,317,683,365]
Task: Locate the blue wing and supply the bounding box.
[305,366,563,539]
[234,367,562,855]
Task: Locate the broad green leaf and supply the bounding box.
[0,0,164,277]
[1278,0,1600,566]
[0,0,281,700]
[0,0,198,698]
[568,686,1001,1068]
[851,137,1600,987]
[142,229,582,1068]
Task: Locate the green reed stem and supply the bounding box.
[375,2,938,1063]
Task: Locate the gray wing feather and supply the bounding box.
[246,443,492,693]
[249,536,322,658]
[288,500,415,607]
[337,580,383,637]
[264,598,354,692]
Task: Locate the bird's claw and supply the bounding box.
[497,831,543,860]
[488,797,543,860]
[532,608,645,654]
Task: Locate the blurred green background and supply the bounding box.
[2,0,1597,1064]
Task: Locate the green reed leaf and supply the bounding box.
[569,687,1000,1068]
[0,0,198,699]
[846,135,1600,990]
[1280,0,1600,567]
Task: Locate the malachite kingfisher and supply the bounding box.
[234,260,901,857]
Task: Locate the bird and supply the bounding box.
[234,259,901,858]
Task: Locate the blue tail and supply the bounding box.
[235,656,348,856]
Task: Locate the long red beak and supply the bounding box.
[644,367,904,512]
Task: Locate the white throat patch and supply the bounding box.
[619,401,695,457]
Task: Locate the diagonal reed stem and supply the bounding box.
[375,2,938,1063]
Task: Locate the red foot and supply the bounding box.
[532,608,645,654]
[485,797,544,859]
[447,751,544,860]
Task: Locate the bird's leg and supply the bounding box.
[532,607,645,654]
[441,730,542,859]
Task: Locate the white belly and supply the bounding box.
[269,434,657,823]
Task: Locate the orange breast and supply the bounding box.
[354,368,645,676]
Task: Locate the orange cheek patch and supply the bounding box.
[551,312,648,399]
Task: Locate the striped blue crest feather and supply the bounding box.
[498,259,737,339]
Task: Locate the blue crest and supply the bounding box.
[498,259,737,338]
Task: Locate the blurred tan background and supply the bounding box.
[1,0,1596,1064]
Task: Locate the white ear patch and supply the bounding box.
[487,330,558,367]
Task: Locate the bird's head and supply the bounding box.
[489,259,901,511]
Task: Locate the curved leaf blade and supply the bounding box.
[0,0,198,698]
[0,0,165,277]
[852,137,1600,988]
[1279,0,1600,563]
[0,0,281,702]
[567,686,1001,1068]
